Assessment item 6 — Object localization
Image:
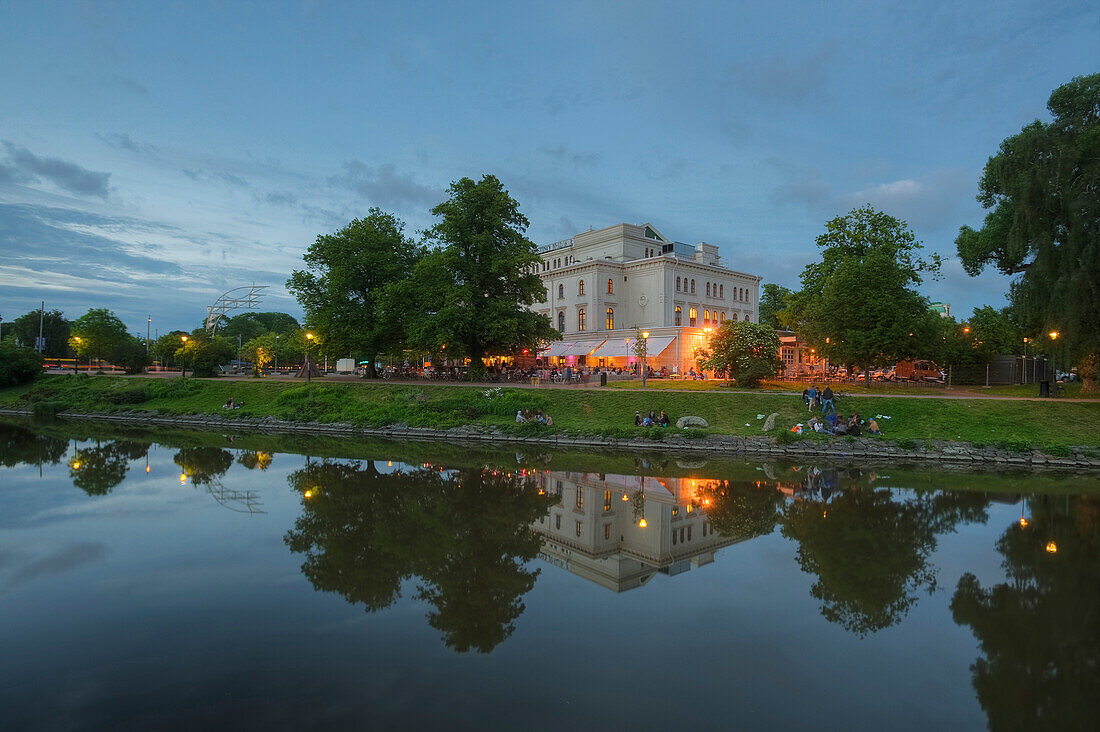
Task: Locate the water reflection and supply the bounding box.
[68,440,150,495]
[285,460,556,653]
[0,422,68,468]
[951,494,1100,729]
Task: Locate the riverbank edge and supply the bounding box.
[3,408,1098,472]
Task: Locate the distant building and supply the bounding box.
[930,302,952,318]
[531,222,762,373]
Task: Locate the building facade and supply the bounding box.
[532,222,762,372]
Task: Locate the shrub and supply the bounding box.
[31,400,62,417]
[0,342,44,387]
[775,428,802,445]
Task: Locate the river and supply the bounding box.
[0,418,1095,731]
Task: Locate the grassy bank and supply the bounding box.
[606,378,1095,399]
[2,374,1099,454]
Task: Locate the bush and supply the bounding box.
[31,400,63,417]
[775,428,802,445]
[0,342,44,387]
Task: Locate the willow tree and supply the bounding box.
[421,175,556,380]
[956,73,1100,390]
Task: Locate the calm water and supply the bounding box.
[0,419,1096,731]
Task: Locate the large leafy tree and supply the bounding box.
[4,308,70,357]
[69,308,137,366]
[69,440,149,496]
[174,331,235,377]
[758,283,793,329]
[0,342,43,386]
[702,320,782,387]
[213,311,300,343]
[287,209,419,378]
[956,74,1100,390]
[783,206,942,381]
[421,175,557,379]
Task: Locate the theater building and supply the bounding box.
[532,222,761,372]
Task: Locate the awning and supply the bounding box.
[540,341,575,357]
[590,335,675,358]
[562,339,607,357]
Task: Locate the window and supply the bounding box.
[706,283,711,297]
[704,310,710,325]
[672,529,678,546]
[679,527,685,543]
[719,284,724,299]
[578,308,586,331]
[555,514,561,530]
[575,520,583,537]
[690,279,696,294]
[578,280,585,296]
[674,306,682,326]
[558,311,565,332]
[575,490,584,509]
[732,312,738,321]
[604,524,611,540]
[558,283,564,299]
[689,308,697,327]
[687,525,692,541]
[676,276,681,292]
[606,307,614,330]
[607,278,614,294]
[604,490,612,511]
[719,312,725,323]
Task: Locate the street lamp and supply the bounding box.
[640,330,650,389]
[274,333,279,375]
[305,332,314,382]
[1049,331,1059,380]
[71,336,81,374]
[180,335,188,377]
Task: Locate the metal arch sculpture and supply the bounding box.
[204,284,269,334]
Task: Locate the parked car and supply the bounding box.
[872,366,895,381]
[895,360,944,382]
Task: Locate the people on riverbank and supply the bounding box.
[820,386,835,414]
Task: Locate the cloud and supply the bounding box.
[97,132,158,156]
[182,169,249,188]
[727,41,837,104]
[259,191,298,207]
[539,145,601,167]
[7,542,107,587]
[0,143,111,198]
[330,161,443,209]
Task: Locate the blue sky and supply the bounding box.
[0,0,1095,336]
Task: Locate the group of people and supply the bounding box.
[222,397,243,409]
[802,385,836,413]
[803,412,881,436]
[634,410,671,427]
[516,409,553,426]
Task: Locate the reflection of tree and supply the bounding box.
[174,447,233,485]
[285,461,555,653]
[69,440,150,496]
[951,495,1099,731]
[782,486,988,636]
[237,451,273,470]
[0,422,67,467]
[699,480,784,540]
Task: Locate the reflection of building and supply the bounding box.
[532,223,762,373]
[531,470,749,592]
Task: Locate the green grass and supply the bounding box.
[2,374,1098,454]
[606,377,1098,399]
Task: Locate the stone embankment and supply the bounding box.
[4,408,1098,471]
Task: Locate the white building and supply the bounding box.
[532,222,761,372]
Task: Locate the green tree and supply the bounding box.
[702,320,782,387]
[963,306,1021,362]
[213,311,300,343]
[242,333,276,375]
[151,331,190,367]
[758,283,793,329]
[0,342,44,386]
[956,74,1100,391]
[287,210,419,378]
[699,479,784,540]
[174,447,234,485]
[69,440,149,496]
[420,175,558,380]
[783,207,942,381]
[69,308,137,367]
[175,331,235,377]
[951,495,1099,730]
[5,309,71,357]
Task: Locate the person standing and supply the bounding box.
[821,386,835,414]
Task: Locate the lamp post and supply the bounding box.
[305,332,314,382]
[274,333,279,376]
[180,335,188,377]
[640,330,650,389]
[1049,331,1059,381]
[72,336,81,374]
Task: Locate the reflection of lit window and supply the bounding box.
[672,506,679,517]
[604,524,611,540]
[575,491,584,509]
[604,490,612,511]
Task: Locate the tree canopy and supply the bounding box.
[702,320,782,387]
[287,209,419,377]
[70,308,136,365]
[783,206,942,379]
[4,308,70,357]
[956,73,1099,388]
[214,311,300,343]
[758,283,793,329]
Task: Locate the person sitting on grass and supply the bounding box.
[834,414,848,436]
[634,411,642,426]
[659,411,670,427]
[642,414,654,427]
[516,409,526,423]
[825,411,839,433]
[847,413,862,436]
[808,417,826,433]
[866,417,881,435]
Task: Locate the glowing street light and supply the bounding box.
[179,335,189,377]
[640,330,650,390]
[305,332,315,382]
[71,336,81,374]
[1045,540,1058,554]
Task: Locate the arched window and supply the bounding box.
[675,306,682,326]
[558,283,564,299]
[676,277,681,292]
[578,308,586,331]
[606,307,614,330]
[719,284,724,299]
[558,311,565,332]
[578,280,585,296]
[607,278,614,295]
[689,308,697,327]
[719,311,725,323]
[732,312,738,321]
[704,310,710,325]
[740,287,745,301]
[690,279,696,294]
[706,283,711,297]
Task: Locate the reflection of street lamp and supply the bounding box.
[180,335,189,377]
[305,332,314,382]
